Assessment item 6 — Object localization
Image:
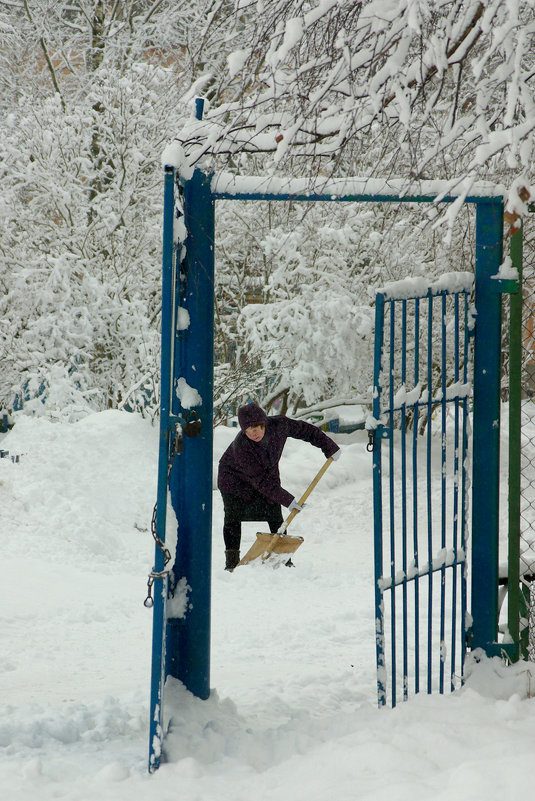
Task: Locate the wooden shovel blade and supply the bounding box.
[237,532,304,566]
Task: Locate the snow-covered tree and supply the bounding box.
[3,1,530,419]
[0,0,236,418]
[212,192,476,413]
[174,0,535,413]
[179,0,535,200]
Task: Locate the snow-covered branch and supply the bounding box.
[176,0,535,197]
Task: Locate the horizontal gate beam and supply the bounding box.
[210,174,505,206]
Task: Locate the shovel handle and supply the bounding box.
[260,533,281,559]
[280,457,334,533]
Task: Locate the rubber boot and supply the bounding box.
[225,549,240,572]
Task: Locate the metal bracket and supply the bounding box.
[465,637,519,662]
[481,641,519,661]
[488,278,519,295]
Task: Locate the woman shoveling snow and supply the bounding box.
[217,402,341,570]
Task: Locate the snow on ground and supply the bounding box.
[1,410,534,801]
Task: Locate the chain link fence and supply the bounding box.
[500,227,535,662]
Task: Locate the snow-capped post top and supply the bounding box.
[161,140,194,180]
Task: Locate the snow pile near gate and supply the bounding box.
[1,410,535,801]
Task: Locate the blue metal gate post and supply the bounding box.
[372,293,387,705]
[148,165,176,772]
[471,199,503,653]
[165,165,215,699]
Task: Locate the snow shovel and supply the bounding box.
[237,456,334,567]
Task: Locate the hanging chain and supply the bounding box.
[144,425,183,608]
[366,429,375,452]
[143,504,172,608]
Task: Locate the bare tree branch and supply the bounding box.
[22,0,65,110]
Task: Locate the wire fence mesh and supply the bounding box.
[500,228,535,662]
[520,266,535,660]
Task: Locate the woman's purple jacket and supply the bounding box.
[217,404,338,507]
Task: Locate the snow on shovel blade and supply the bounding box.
[237,532,304,567]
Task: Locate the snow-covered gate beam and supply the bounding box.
[211,172,510,656]
[210,173,506,206]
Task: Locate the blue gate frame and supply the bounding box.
[148,125,512,768]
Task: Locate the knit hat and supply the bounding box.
[238,402,268,431]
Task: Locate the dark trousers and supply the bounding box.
[221,492,283,551]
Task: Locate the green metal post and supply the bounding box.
[508,227,522,654]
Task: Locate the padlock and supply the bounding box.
[183,410,202,438]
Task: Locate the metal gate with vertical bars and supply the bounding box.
[370,273,474,707]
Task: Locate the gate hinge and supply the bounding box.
[489,278,519,295]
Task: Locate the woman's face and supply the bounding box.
[245,423,266,442]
